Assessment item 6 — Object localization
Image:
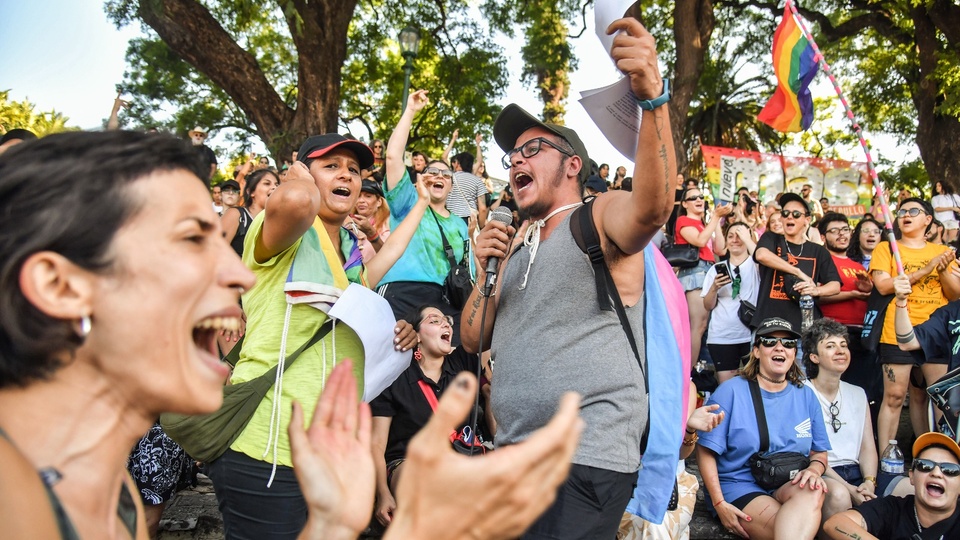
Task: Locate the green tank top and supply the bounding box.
[0,426,137,539]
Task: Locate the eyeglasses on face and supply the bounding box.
[423,167,454,180]
[897,207,926,218]
[781,209,810,219]
[501,137,574,169]
[912,458,960,477]
[825,226,852,235]
[861,227,881,236]
[422,314,455,327]
[755,336,799,349]
[685,195,705,202]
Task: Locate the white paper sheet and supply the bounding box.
[580,0,645,161]
[328,283,411,402]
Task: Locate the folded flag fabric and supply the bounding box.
[758,6,819,132]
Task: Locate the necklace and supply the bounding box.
[914,505,923,533]
[518,201,583,290]
[785,238,804,258]
[758,373,786,384]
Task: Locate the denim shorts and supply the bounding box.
[677,259,713,292]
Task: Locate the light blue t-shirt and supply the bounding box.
[380,169,469,286]
[698,376,831,503]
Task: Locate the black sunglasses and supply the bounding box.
[685,195,705,201]
[897,207,927,218]
[912,458,960,477]
[501,137,574,169]
[755,336,799,349]
[781,209,810,219]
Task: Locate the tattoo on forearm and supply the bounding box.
[833,526,863,539]
[895,329,915,344]
[883,364,896,383]
[658,145,669,193]
[654,110,665,141]
[466,293,481,327]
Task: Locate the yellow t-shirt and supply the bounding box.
[870,241,951,345]
[230,212,365,467]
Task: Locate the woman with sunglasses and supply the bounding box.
[697,317,830,540]
[752,193,841,332]
[379,90,471,332]
[701,222,760,384]
[362,139,386,182]
[370,304,488,528]
[847,217,882,268]
[869,197,960,453]
[802,318,878,529]
[675,186,734,361]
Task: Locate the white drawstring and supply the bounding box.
[519,202,583,290]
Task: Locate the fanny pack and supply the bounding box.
[160,320,333,463]
[747,379,810,491]
[417,379,486,456]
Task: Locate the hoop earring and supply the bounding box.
[413,347,423,361]
[79,315,92,338]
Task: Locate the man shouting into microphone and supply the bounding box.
[460,16,677,540]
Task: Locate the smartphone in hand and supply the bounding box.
[715,260,731,279]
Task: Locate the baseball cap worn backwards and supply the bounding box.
[493,104,590,184]
[297,134,374,170]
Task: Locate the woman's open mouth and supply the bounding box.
[192,315,241,377]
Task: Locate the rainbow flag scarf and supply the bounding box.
[758,6,819,132]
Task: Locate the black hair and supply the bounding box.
[802,318,848,379]
[243,169,280,208]
[453,151,474,173]
[621,177,633,192]
[0,131,207,388]
[848,217,883,264]
[817,212,849,236]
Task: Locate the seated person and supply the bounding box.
[370,304,488,526]
[802,318,878,528]
[698,317,830,540]
[823,432,960,540]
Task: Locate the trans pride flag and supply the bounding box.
[758,6,819,132]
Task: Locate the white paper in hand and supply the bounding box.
[328,283,411,402]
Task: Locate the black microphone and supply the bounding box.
[483,206,514,295]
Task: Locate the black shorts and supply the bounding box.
[730,491,769,511]
[879,343,926,366]
[707,342,751,372]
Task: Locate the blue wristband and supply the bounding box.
[636,79,671,111]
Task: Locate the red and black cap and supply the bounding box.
[297,134,374,170]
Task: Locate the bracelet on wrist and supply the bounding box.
[686,427,696,435]
[810,459,827,473]
[713,498,725,508]
[863,475,877,486]
[895,301,908,308]
[367,233,380,242]
[475,280,494,298]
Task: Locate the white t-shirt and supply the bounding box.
[701,256,760,344]
[931,194,959,223]
[806,380,867,467]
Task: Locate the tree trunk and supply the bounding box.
[669,0,716,174]
[138,0,354,159]
[911,6,960,191]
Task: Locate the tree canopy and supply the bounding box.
[0,90,77,137]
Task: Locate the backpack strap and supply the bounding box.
[569,197,651,453]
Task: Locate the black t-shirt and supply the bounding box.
[916,300,960,370]
[195,144,218,171]
[370,348,479,462]
[752,231,841,330]
[856,495,960,539]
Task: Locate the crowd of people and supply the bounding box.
[3,14,960,540]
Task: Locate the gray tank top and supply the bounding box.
[490,213,647,473]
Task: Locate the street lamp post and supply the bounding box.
[399,25,421,111]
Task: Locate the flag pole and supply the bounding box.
[784,0,904,275]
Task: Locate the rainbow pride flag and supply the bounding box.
[758,6,819,132]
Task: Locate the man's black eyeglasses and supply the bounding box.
[828,402,841,433]
[501,137,574,169]
[781,209,810,219]
[755,336,798,349]
[912,458,960,477]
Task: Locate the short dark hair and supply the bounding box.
[0,131,207,388]
[896,197,936,234]
[817,212,849,236]
[453,151,474,173]
[802,318,848,379]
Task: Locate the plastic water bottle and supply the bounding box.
[879,439,905,490]
[799,294,814,332]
